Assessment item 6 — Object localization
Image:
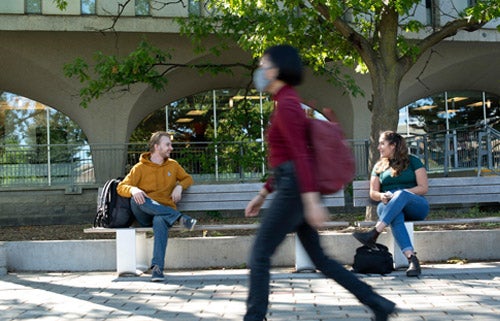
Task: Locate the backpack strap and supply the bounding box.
[97,179,113,212]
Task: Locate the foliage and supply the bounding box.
[60,1,500,149]
[64,36,253,108]
[129,88,272,177]
[178,0,499,220]
[181,1,499,94]
[64,41,175,108]
[53,0,67,10]
[57,0,500,177]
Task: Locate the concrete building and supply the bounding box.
[1,1,499,225]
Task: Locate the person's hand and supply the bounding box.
[131,187,146,205]
[245,195,265,217]
[381,191,393,204]
[302,192,328,229]
[304,202,328,229]
[171,185,183,203]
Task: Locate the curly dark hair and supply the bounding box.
[374,130,410,177]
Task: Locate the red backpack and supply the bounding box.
[308,116,356,194]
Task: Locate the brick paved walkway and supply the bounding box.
[1,262,499,320]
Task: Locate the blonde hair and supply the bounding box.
[148,131,171,153]
[374,130,409,177]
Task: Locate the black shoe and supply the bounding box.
[353,228,379,248]
[365,295,396,321]
[406,254,421,277]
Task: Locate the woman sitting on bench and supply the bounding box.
[353,130,429,277]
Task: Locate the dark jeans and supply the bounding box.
[244,162,378,321]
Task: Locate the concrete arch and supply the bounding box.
[2,30,500,182]
[126,47,254,141]
[400,41,500,107]
[0,49,92,146]
[126,48,356,140]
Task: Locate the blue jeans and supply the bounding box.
[131,197,187,270]
[377,189,429,253]
[244,162,380,321]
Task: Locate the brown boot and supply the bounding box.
[406,254,421,277]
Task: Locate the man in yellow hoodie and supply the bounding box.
[117,131,196,282]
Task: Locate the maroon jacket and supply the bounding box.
[264,85,317,193]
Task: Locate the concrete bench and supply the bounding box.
[352,176,500,268]
[84,182,348,275]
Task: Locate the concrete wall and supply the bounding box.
[4,230,499,272]
[0,187,98,226]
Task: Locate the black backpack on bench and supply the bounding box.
[94,178,135,228]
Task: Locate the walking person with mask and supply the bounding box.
[244,44,396,321]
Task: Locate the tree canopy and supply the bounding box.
[57,0,500,163]
[54,0,500,219]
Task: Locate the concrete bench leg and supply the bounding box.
[295,236,316,272]
[116,229,137,276]
[0,242,7,276]
[135,232,149,272]
[116,229,149,276]
[390,222,414,269]
[116,228,149,276]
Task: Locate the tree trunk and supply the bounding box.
[364,68,402,221]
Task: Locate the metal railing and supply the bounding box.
[126,141,268,184]
[0,144,93,186]
[406,125,500,176]
[1,126,499,187]
[477,126,500,176]
[0,140,370,187]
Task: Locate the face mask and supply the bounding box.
[253,67,271,92]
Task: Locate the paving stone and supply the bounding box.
[0,262,498,321]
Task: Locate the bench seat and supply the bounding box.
[85,182,347,275]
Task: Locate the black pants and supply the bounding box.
[244,162,377,321]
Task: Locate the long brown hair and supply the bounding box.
[374,131,409,177]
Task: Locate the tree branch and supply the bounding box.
[416,19,486,58]
[307,1,377,71]
[156,62,254,77]
[97,0,133,34]
[150,0,186,10]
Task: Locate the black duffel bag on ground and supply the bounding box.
[352,243,394,275]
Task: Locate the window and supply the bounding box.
[399,91,500,135]
[135,0,150,16]
[129,89,272,182]
[26,0,41,14]
[188,0,201,15]
[81,0,96,15]
[0,92,91,186]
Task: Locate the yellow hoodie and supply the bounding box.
[117,152,194,209]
